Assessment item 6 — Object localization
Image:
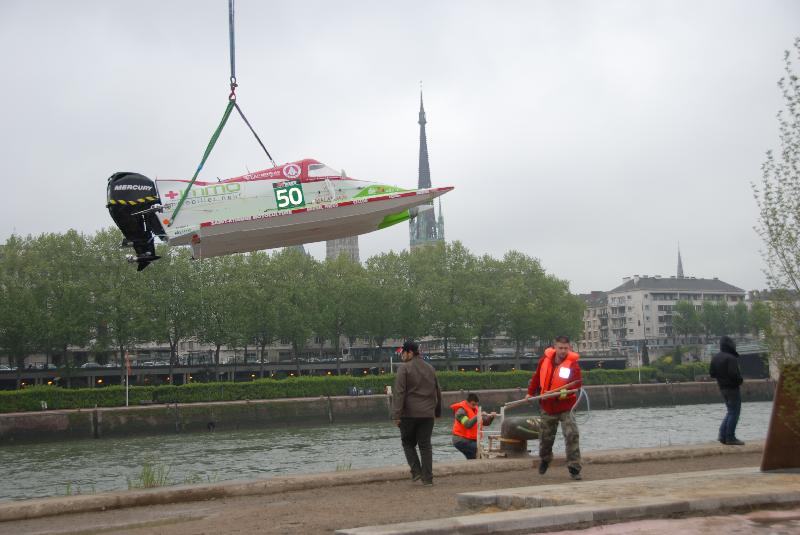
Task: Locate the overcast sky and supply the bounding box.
[1,1,798,293]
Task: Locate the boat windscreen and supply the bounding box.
[308,163,341,178]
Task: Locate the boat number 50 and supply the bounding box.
[274,183,306,209]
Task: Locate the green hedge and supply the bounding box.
[0,385,154,413]
[0,366,712,413]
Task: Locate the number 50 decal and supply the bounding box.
[274,181,306,209]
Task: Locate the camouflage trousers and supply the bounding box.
[538,410,581,470]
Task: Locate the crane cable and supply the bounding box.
[167,0,276,228]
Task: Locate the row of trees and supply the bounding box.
[0,230,584,384]
[671,299,770,340]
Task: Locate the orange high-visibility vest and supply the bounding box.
[450,400,478,440]
[534,347,581,414]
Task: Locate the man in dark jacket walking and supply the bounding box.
[709,336,745,445]
[392,341,442,485]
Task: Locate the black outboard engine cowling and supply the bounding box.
[106,172,166,271]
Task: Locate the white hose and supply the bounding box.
[571,387,591,425]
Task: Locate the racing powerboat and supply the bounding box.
[106,159,453,269]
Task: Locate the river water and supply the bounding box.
[0,401,773,502]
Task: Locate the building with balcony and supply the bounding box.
[578,257,746,359]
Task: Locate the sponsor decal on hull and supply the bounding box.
[282,163,301,180]
[161,183,243,209]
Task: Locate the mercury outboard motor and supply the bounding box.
[106,172,166,271]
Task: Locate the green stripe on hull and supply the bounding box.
[378,209,411,230]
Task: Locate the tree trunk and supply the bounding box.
[119,344,126,385]
[259,342,266,379]
[214,344,221,381]
[514,339,522,370]
[294,343,301,376]
[234,345,244,382]
[335,336,341,376]
[168,339,177,386]
[477,335,484,372]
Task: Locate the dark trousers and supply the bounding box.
[718,388,741,442]
[399,417,434,482]
[453,436,478,459]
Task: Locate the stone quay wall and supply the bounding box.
[0,380,774,444]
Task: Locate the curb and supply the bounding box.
[335,490,800,535]
[0,441,763,523]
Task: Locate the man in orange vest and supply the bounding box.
[526,336,583,480]
[450,393,497,459]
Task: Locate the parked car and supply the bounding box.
[0,364,11,371]
[151,361,170,367]
[80,362,103,369]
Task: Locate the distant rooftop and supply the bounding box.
[580,291,608,307]
[609,275,744,294]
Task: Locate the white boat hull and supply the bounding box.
[170,187,452,258]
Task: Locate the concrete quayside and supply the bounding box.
[0,442,796,535]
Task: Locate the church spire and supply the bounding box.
[417,87,430,189]
[410,84,443,250]
[677,245,684,278]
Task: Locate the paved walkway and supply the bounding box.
[337,467,800,534]
[552,508,800,535]
[0,443,775,534]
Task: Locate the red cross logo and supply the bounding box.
[165,191,180,200]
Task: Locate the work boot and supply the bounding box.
[422,480,433,487]
[725,438,745,446]
[411,472,422,482]
[568,467,582,481]
[538,460,549,475]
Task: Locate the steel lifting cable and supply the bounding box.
[168,0,276,227]
[227,0,276,168]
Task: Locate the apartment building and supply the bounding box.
[579,274,745,355]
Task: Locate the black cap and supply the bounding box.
[402,341,419,354]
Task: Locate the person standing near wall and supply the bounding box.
[710,336,745,446]
[392,341,442,485]
[526,336,583,480]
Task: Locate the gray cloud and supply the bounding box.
[1,0,797,293]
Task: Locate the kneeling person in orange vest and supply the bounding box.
[526,336,583,480]
[451,393,497,459]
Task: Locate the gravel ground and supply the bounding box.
[0,451,764,535]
